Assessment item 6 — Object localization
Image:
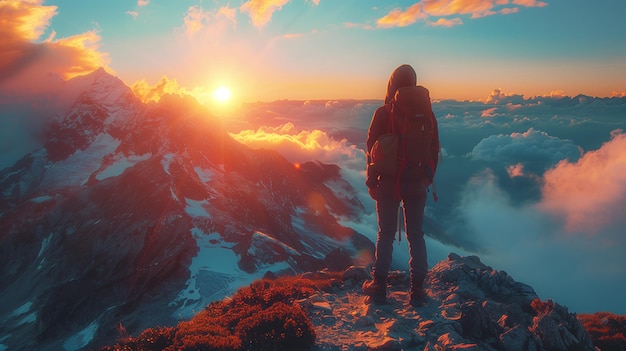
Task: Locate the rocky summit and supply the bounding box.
[304,253,596,351]
[101,253,601,351]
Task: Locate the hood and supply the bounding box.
[385,64,417,104]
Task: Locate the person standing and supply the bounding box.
[363,64,440,306]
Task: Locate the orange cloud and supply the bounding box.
[230,122,364,168]
[377,3,426,28]
[539,130,626,235]
[506,163,525,178]
[131,76,187,103]
[0,0,110,94]
[480,107,498,117]
[377,0,548,28]
[183,5,237,37]
[240,0,290,28]
[130,76,230,112]
[428,17,463,27]
[611,91,626,98]
[513,0,548,7]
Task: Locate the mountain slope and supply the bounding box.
[0,69,372,351]
[101,254,599,351]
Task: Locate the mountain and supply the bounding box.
[0,68,373,351]
[101,253,604,351]
[1,68,621,351]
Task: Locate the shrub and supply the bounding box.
[235,302,315,351]
[101,275,324,351]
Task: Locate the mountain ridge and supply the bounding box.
[1,68,624,351]
[0,68,371,351]
[101,253,611,351]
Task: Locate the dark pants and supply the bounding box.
[372,177,428,283]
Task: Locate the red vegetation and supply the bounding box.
[101,276,330,351]
[578,312,626,351]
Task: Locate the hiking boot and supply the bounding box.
[410,279,426,307]
[362,275,386,304]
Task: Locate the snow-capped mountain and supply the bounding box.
[0,68,373,351]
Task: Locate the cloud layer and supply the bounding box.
[540,130,626,236]
[0,0,110,95]
[377,0,548,28]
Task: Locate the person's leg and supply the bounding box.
[372,178,400,278]
[363,178,399,303]
[401,179,428,305]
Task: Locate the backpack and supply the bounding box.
[369,85,439,189]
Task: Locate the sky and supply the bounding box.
[1,0,625,109]
[1,0,626,315]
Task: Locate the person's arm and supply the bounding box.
[430,111,441,174]
[366,106,389,189]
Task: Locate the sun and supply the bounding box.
[213,86,231,103]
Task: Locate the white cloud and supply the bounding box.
[454,167,626,314]
[471,128,582,171]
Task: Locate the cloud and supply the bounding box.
[539,130,626,236]
[513,0,548,7]
[183,5,237,36]
[471,128,582,171]
[0,0,110,169]
[0,0,110,93]
[480,107,499,117]
[126,11,139,19]
[453,168,626,314]
[506,163,525,178]
[240,0,290,28]
[138,0,150,6]
[612,91,626,98]
[130,76,221,110]
[377,3,427,28]
[377,0,548,28]
[428,17,463,27]
[131,76,187,103]
[230,122,366,171]
[485,88,524,105]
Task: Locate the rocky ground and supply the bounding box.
[300,253,597,351]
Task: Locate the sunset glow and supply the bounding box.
[213,86,232,103]
[1,0,623,102]
[1,0,626,318]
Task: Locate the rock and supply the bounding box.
[342,266,371,282]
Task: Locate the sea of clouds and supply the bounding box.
[227,93,626,315]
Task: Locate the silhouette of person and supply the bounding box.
[363,64,440,306]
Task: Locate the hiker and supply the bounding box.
[363,64,440,306]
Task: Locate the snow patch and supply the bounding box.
[11,302,37,326]
[291,207,337,259]
[171,228,292,319]
[42,133,120,187]
[37,234,53,258]
[185,198,211,218]
[249,231,300,256]
[96,153,151,180]
[194,166,215,182]
[30,195,53,203]
[11,301,32,317]
[63,321,98,351]
[161,153,174,175]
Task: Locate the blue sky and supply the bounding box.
[6,0,624,105]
